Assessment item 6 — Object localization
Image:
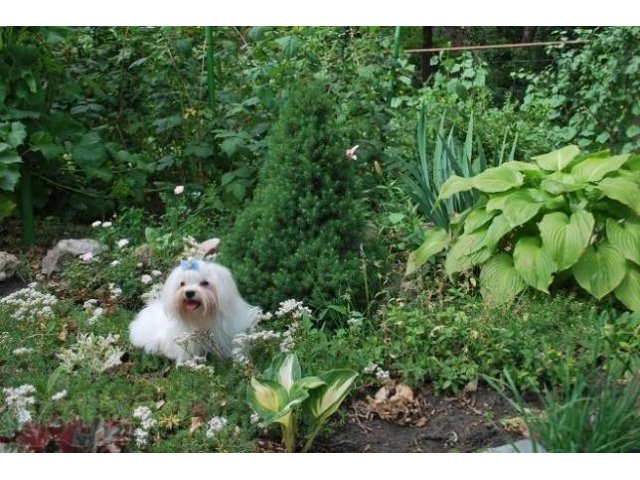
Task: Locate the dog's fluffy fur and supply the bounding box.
[129,260,259,363]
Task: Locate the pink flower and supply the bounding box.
[345,145,359,161]
[174,185,185,195]
[79,252,94,262]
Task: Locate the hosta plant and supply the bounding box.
[408,145,640,310]
[247,352,358,452]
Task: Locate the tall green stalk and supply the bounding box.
[205,27,216,113]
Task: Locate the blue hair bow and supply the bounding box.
[180,259,200,271]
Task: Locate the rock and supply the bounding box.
[0,251,20,281]
[488,439,546,453]
[41,239,108,276]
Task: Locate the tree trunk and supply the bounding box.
[421,26,433,83]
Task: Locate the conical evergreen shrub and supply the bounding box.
[221,83,375,314]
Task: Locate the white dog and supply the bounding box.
[129,259,259,363]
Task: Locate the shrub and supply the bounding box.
[221,82,376,314]
[414,145,640,310]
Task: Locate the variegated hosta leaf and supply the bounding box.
[538,210,595,271]
[614,264,640,311]
[532,145,580,171]
[572,243,626,300]
[247,377,292,425]
[479,253,527,305]
[304,369,358,425]
[263,352,301,392]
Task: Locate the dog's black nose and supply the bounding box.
[185,290,196,299]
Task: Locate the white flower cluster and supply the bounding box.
[176,356,215,375]
[2,384,36,427]
[230,301,309,365]
[174,329,218,359]
[231,328,282,366]
[249,411,262,426]
[141,282,163,304]
[57,333,124,374]
[275,299,312,319]
[108,283,122,300]
[12,347,34,356]
[205,416,228,438]
[182,236,201,259]
[83,299,104,325]
[51,390,67,401]
[92,220,112,228]
[0,283,58,322]
[133,406,157,447]
[363,362,391,383]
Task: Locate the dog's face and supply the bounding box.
[162,260,219,327]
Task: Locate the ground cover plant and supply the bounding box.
[1,26,639,453]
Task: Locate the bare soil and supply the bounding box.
[313,386,525,453]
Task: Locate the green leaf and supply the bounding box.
[304,369,358,425]
[7,122,27,148]
[480,253,527,305]
[469,164,524,193]
[572,243,626,299]
[501,190,544,228]
[614,264,640,311]
[513,236,557,292]
[533,145,580,171]
[0,192,16,220]
[445,229,491,276]
[597,176,640,215]
[406,228,449,276]
[540,171,584,195]
[0,165,21,191]
[437,175,473,200]
[485,214,511,250]
[463,208,497,234]
[504,161,542,174]
[538,210,595,271]
[72,131,110,181]
[571,154,629,183]
[606,219,640,266]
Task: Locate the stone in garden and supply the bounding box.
[488,439,546,453]
[41,239,108,276]
[0,251,20,281]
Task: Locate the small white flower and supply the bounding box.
[250,412,261,426]
[141,274,153,284]
[117,239,129,249]
[12,347,34,356]
[136,262,143,268]
[345,144,359,161]
[151,270,162,277]
[174,185,185,195]
[79,252,94,262]
[110,260,121,267]
[205,416,228,438]
[102,221,112,228]
[91,220,102,228]
[51,390,67,401]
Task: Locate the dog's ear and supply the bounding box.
[211,264,241,314]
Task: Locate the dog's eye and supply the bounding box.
[180,281,185,287]
[200,281,209,287]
